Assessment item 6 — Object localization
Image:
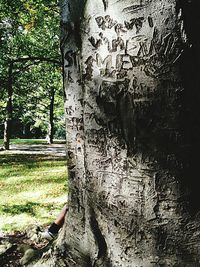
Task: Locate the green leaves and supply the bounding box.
[0,0,64,139]
[0,0,60,60]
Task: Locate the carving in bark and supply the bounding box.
[31,0,200,266]
[46,87,55,144]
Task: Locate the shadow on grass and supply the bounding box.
[0,201,65,216]
[0,139,66,145]
[0,202,40,216]
[0,154,66,165]
[0,154,67,182]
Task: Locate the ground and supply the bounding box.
[0,228,50,267]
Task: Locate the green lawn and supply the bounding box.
[0,138,66,145]
[0,152,68,234]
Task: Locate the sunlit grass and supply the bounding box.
[0,153,68,234]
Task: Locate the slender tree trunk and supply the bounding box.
[3,63,13,150]
[47,87,55,144]
[31,0,200,266]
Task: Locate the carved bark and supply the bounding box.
[32,0,200,266]
[47,87,55,144]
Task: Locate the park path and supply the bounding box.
[0,143,66,157]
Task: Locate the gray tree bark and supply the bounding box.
[31,0,200,266]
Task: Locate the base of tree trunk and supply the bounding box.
[29,0,200,266]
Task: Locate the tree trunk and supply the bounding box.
[47,87,55,144]
[3,63,13,150]
[31,0,200,266]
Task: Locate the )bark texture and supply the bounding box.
[47,87,55,144]
[32,0,200,266]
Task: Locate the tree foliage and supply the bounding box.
[0,0,64,141]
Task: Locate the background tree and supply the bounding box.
[31,0,200,266]
[0,0,62,149]
[14,63,64,142]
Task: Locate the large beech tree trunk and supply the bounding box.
[32,0,200,266]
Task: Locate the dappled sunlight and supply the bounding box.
[0,147,68,234]
[0,168,66,185]
[0,183,66,205]
[15,190,46,200]
[34,204,65,222]
[0,213,38,233]
[0,202,66,234]
[14,189,67,203]
[45,195,67,204]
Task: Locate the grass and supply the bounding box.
[0,138,66,145]
[0,151,68,234]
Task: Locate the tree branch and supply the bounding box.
[11,56,61,65]
[13,62,40,75]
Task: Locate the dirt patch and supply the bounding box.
[0,228,50,267]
